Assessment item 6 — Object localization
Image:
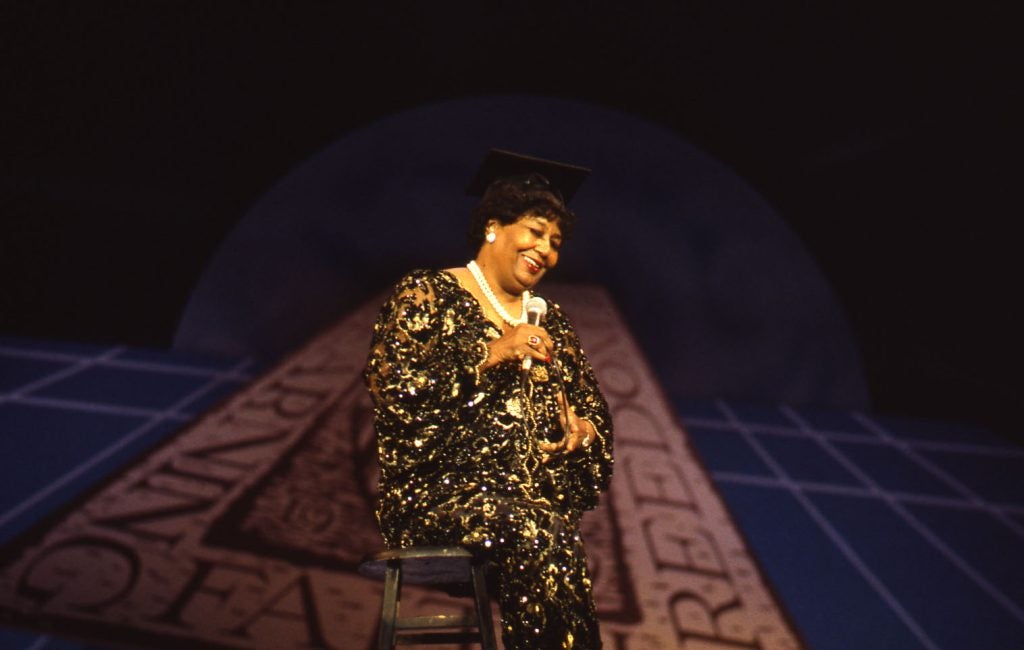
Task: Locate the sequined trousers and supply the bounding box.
[403,493,602,649]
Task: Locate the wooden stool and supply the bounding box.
[358,546,498,649]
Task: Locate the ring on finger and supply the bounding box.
[527,335,541,348]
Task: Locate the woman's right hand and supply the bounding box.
[481,324,554,371]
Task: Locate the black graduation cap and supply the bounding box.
[466,149,591,204]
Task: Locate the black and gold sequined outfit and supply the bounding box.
[365,270,614,649]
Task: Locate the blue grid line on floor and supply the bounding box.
[0,342,255,545]
[782,405,1024,626]
[684,397,1024,650]
[711,399,942,650]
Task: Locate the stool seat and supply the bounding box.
[359,545,498,649]
[359,546,476,584]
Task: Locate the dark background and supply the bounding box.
[2,2,1020,435]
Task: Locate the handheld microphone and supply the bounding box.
[519,295,568,443]
[521,296,548,372]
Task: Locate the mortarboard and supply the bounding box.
[466,149,591,204]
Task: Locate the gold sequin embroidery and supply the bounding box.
[364,269,613,649]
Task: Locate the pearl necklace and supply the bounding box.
[467,260,528,326]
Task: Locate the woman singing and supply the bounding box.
[364,150,614,649]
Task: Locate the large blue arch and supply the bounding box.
[175,95,867,409]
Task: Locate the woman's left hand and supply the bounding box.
[539,395,595,463]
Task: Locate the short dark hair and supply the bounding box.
[467,173,578,250]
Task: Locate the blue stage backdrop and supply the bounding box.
[174,95,867,410]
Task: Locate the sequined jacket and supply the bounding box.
[365,269,614,547]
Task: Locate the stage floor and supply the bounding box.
[679,399,1024,649]
[2,335,1022,649]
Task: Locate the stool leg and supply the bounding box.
[470,561,498,650]
[378,559,401,650]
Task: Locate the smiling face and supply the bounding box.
[477,213,563,297]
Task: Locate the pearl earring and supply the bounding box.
[486,231,496,244]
